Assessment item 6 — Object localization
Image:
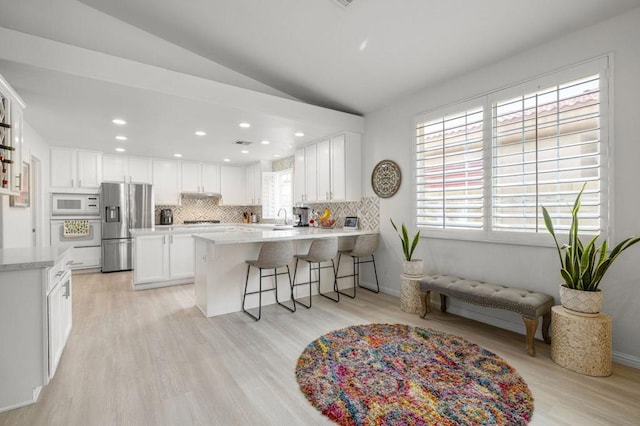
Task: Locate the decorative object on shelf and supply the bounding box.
[295,324,534,425]
[542,183,640,315]
[371,159,401,198]
[9,161,29,207]
[391,218,423,276]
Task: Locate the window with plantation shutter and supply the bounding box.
[416,106,484,229]
[492,74,602,234]
[414,57,609,244]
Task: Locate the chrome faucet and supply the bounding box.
[277,208,288,225]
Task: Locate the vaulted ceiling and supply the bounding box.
[0,0,638,163]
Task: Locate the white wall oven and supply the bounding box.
[51,193,101,270]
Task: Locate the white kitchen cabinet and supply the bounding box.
[152,159,181,205]
[47,268,72,379]
[50,147,102,191]
[133,232,195,288]
[220,165,244,205]
[329,133,361,201]
[133,234,167,284]
[244,162,263,205]
[180,162,220,194]
[293,144,317,203]
[295,132,361,203]
[168,233,195,279]
[0,247,72,411]
[0,73,25,197]
[102,155,152,183]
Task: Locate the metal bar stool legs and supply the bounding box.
[242,241,296,321]
[335,234,380,298]
[292,238,340,308]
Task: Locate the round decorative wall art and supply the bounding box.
[371,159,401,198]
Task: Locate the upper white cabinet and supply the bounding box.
[220,165,244,205]
[102,155,152,184]
[295,132,361,203]
[152,159,181,205]
[294,144,317,203]
[180,162,220,194]
[244,162,264,205]
[50,148,102,192]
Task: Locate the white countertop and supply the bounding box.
[193,227,375,245]
[0,246,71,272]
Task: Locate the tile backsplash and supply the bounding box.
[155,196,380,230]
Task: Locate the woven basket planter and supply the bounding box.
[559,285,603,316]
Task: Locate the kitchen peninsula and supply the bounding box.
[192,226,376,317]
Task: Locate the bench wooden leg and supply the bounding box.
[523,317,538,357]
[542,312,551,344]
[440,294,447,313]
[420,291,431,318]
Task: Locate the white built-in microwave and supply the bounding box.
[52,193,100,216]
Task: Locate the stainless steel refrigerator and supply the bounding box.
[101,182,153,272]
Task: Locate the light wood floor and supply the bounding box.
[2,272,639,426]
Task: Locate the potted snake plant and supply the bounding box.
[390,219,423,276]
[542,184,640,315]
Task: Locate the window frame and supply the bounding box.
[413,56,611,247]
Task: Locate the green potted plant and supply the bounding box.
[542,184,640,314]
[390,219,423,276]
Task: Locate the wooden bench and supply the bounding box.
[419,275,554,356]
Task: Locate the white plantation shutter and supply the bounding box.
[416,107,484,229]
[414,57,609,242]
[492,74,602,233]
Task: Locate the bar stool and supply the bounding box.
[292,238,340,308]
[336,233,380,298]
[242,241,296,321]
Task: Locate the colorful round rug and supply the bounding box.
[295,324,533,425]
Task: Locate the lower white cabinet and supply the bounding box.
[133,232,194,289]
[0,248,72,412]
[47,268,72,379]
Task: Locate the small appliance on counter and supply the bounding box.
[159,208,173,225]
[293,206,309,227]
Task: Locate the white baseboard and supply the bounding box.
[612,351,640,369]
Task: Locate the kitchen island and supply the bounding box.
[192,227,376,317]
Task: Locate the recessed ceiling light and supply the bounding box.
[115,148,126,152]
[239,122,251,128]
[194,130,206,136]
[261,140,270,145]
[294,132,304,137]
[359,40,368,51]
[174,153,183,158]
[240,150,249,154]
[112,118,126,125]
[223,158,231,162]
[115,135,128,141]
[273,154,281,157]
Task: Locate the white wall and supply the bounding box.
[0,122,50,248]
[364,9,640,364]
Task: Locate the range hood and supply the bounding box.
[181,192,221,199]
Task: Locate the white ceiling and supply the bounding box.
[0,0,639,164]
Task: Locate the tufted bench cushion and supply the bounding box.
[419,275,554,356]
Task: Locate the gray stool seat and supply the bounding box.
[242,241,296,321]
[335,233,380,298]
[293,238,339,307]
